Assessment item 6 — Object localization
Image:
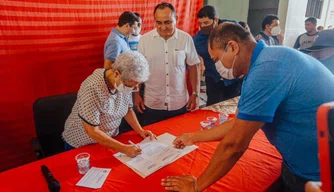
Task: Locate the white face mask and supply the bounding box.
[133,27,141,36]
[271,26,281,36]
[215,61,234,79]
[216,44,237,79]
[114,82,134,94]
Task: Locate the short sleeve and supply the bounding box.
[185,36,200,66]
[128,94,133,108]
[104,40,122,62]
[237,61,293,123]
[77,85,101,126]
[293,35,301,49]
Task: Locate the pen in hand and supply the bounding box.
[128,140,140,149]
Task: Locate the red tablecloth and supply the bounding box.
[0,110,282,192]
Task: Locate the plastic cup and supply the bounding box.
[200,120,212,130]
[206,116,218,128]
[75,152,90,174]
[219,113,228,124]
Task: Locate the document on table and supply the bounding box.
[76,167,111,189]
[114,133,198,178]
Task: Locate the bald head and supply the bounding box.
[208,22,254,50]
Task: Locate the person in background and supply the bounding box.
[294,17,319,50]
[135,2,200,126]
[238,21,250,32]
[128,13,142,51]
[317,26,324,32]
[303,30,334,74]
[255,14,284,46]
[161,22,334,192]
[104,12,139,68]
[193,5,242,106]
[62,51,155,157]
[328,25,333,30]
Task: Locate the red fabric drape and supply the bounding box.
[0,0,203,172]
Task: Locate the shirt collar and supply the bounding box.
[104,69,117,95]
[152,28,179,40]
[112,27,127,40]
[250,40,266,66]
[259,31,270,40]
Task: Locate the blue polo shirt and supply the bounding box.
[238,40,334,181]
[193,19,240,86]
[104,27,130,62]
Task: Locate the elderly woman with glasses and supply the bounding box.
[62,51,155,157]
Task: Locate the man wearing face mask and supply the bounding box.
[104,11,139,69]
[128,13,142,51]
[62,51,156,157]
[135,2,200,126]
[255,14,283,46]
[193,5,243,106]
[161,23,334,192]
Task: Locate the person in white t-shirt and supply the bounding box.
[128,13,142,51]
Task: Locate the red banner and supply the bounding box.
[0,0,203,171]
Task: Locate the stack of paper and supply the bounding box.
[114,133,198,178]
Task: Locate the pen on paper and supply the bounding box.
[128,140,140,149]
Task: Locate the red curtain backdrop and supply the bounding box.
[0,0,203,172]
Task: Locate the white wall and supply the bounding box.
[283,0,333,47]
[325,0,334,28]
[277,0,289,34]
[206,0,249,22]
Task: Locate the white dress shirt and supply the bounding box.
[138,28,200,111]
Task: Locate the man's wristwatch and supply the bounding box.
[192,91,198,96]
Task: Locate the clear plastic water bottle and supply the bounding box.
[219,113,228,124]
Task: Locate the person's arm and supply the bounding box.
[124,108,155,140]
[134,38,146,113]
[186,36,201,110]
[293,35,301,49]
[82,121,141,157]
[163,118,264,191]
[187,64,200,110]
[174,110,238,148]
[196,118,264,191]
[104,40,121,68]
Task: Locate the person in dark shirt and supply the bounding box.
[193,5,242,106]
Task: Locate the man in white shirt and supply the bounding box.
[135,2,200,126]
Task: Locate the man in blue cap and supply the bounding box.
[193,5,243,106]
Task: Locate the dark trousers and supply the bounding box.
[137,105,187,127]
[268,163,309,192]
[205,77,243,106]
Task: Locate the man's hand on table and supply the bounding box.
[139,130,157,140]
[173,133,195,149]
[161,175,198,192]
